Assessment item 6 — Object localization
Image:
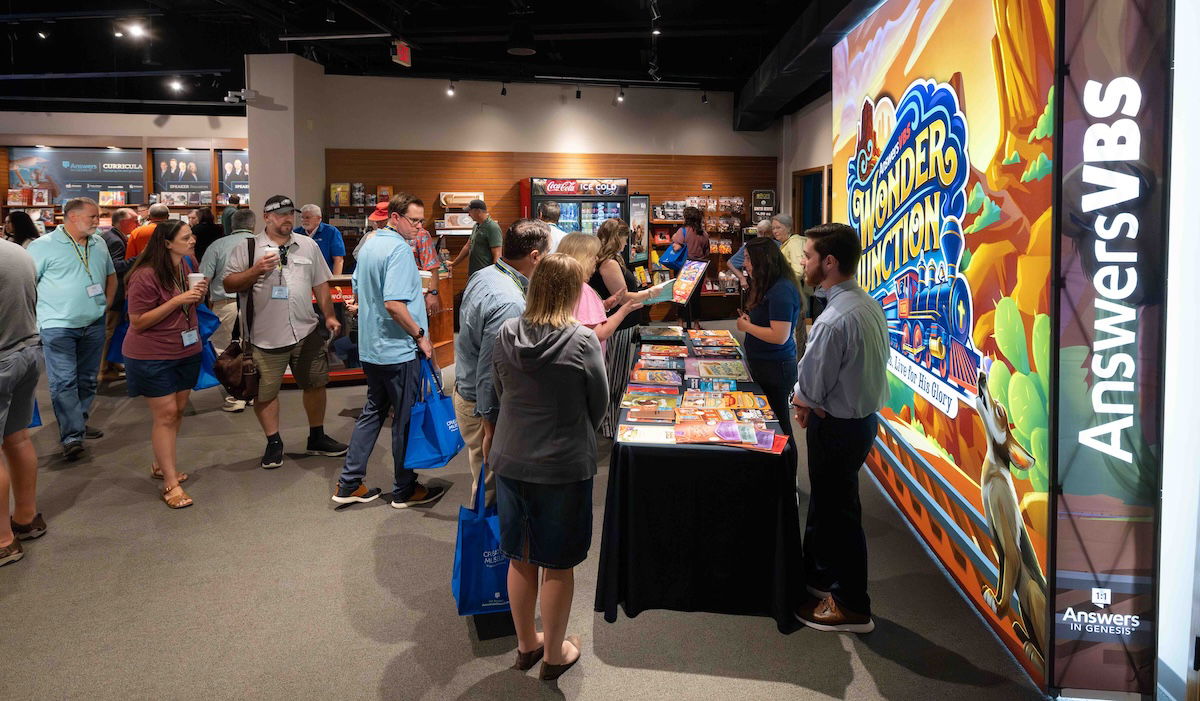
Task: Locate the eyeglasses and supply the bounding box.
[404,216,423,227]
[278,244,288,266]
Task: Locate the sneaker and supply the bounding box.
[11,514,47,541]
[795,596,875,634]
[84,425,104,439]
[222,398,248,413]
[391,484,446,509]
[261,441,285,469]
[306,433,348,457]
[332,483,382,505]
[63,440,85,461]
[0,539,23,567]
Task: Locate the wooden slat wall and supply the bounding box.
[325,148,778,294]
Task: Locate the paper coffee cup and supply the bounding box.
[187,273,205,289]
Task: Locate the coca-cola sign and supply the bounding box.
[531,177,628,197]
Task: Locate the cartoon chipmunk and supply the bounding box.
[974,367,1048,673]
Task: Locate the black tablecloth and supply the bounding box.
[594,382,803,633]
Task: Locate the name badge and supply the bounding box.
[271,285,290,299]
[181,329,200,347]
[86,283,104,298]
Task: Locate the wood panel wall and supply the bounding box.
[325,148,778,294]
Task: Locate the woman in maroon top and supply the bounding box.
[122,220,207,509]
[669,206,710,330]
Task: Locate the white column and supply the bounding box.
[245,54,326,210]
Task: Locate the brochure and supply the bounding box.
[674,421,757,445]
[634,357,686,371]
[629,370,682,386]
[639,325,685,342]
[691,346,743,358]
[617,424,676,445]
[685,358,752,381]
[671,260,709,305]
[620,394,680,411]
[625,409,676,424]
[675,408,739,423]
[686,378,738,392]
[687,329,734,341]
[625,384,680,396]
[643,279,675,305]
[640,344,690,357]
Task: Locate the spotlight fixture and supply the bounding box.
[106,146,120,150]
[114,31,124,37]
[651,22,661,36]
[168,79,183,92]
[127,23,146,38]
[36,31,47,39]
[575,88,581,100]
[446,81,455,96]
[649,0,662,21]
[702,92,708,104]
[501,83,507,96]
[35,145,47,148]
[506,21,536,56]
[617,87,625,103]
[326,8,336,23]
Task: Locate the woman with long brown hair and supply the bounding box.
[735,236,801,437]
[669,205,711,330]
[491,253,608,682]
[587,218,653,437]
[122,220,207,508]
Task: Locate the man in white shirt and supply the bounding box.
[538,201,568,253]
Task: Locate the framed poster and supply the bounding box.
[9,147,145,205]
[152,149,211,194]
[218,150,250,203]
[628,194,650,264]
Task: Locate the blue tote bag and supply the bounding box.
[405,357,465,470]
[658,240,686,271]
[452,463,510,616]
[193,303,221,391]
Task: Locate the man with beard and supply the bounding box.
[27,198,116,461]
[790,222,889,635]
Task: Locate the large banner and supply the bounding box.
[9,147,145,205]
[1052,0,1169,693]
[218,150,249,202]
[834,0,1054,685]
[152,149,211,194]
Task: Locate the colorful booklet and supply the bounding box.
[674,421,757,444]
[640,344,690,357]
[625,409,676,424]
[643,279,676,306]
[671,260,709,305]
[689,335,739,347]
[617,424,676,444]
[684,358,752,381]
[680,391,767,410]
[625,384,680,396]
[635,357,686,371]
[687,329,735,341]
[621,394,680,410]
[685,378,738,392]
[691,346,743,358]
[630,369,682,386]
[675,408,739,423]
[639,325,685,342]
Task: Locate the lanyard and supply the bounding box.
[495,261,526,295]
[66,232,93,282]
[176,264,191,323]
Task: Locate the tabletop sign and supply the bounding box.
[751,189,776,221]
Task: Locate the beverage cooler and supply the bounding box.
[520,177,629,234]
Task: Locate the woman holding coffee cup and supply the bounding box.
[122,220,207,509]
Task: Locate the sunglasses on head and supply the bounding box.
[278,244,288,266]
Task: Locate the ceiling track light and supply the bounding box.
[128,23,146,38]
[168,78,183,92]
[326,8,336,23]
[651,21,661,36]
[575,87,581,100]
[36,31,48,39]
[500,83,507,96]
[649,0,662,21]
[617,87,625,103]
[446,81,455,96]
[702,91,708,104]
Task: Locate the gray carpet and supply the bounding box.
[1,322,1047,700]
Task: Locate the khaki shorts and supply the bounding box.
[253,329,329,402]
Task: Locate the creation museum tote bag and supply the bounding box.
[452,463,511,616]
[405,356,465,470]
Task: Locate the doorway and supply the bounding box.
[791,166,830,232]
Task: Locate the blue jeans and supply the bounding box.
[41,318,106,445]
[339,359,420,498]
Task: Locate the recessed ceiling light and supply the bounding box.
[178,147,189,152]
[169,79,183,92]
[326,8,336,23]
[128,23,146,38]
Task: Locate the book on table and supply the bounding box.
[634,357,686,371]
[638,325,685,342]
[640,344,690,357]
[629,369,682,386]
[684,358,752,381]
[673,421,758,444]
[620,394,680,410]
[617,424,676,444]
[625,409,676,424]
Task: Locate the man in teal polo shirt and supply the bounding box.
[332,192,445,510]
[27,197,116,460]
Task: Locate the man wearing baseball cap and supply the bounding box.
[448,199,502,278]
[352,202,389,261]
[222,195,348,469]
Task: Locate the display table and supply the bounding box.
[594,375,803,633]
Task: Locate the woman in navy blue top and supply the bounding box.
[736,236,801,437]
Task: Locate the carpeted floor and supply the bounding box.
[1,323,1047,700]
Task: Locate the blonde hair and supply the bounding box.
[556,232,601,278]
[595,218,630,269]
[523,253,583,328]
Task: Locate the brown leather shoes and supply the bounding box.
[0,539,23,567]
[11,513,47,540]
[796,596,875,633]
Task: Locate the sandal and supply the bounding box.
[162,485,194,509]
[151,465,189,483]
[539,635,581,681]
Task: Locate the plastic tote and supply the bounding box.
[405,356,465,470]
[451,463,511,616]
[658,241,686,271]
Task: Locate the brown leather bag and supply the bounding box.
[214,239,260,401]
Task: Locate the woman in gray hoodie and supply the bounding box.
[490,253,608,681]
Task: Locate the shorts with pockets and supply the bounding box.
[0,345,41,438]
[252,329,329,402]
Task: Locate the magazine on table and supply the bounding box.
[617,424,676,445]
[673,421,757,445]
[625,409,676,424]
[680,391,767,410]
[625,384,680,396]
[642,279,675,306]
[638,325,685,342]
[671,260,709,305]
[620,394,680,411]
[634,357,686,371]
[684,358,752,381]
[685,378,738,392]
[629,369,682,386]
[640,344,690,357]
[687,329,734,341]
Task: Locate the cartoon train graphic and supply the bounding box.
[875,220,979,395]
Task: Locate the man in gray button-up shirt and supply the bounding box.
[791,223,889,636]
[453,219,549,504]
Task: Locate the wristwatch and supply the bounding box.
[415,328,425,339]
[424,289,439,296]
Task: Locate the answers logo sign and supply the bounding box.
[1091,587,1111,608]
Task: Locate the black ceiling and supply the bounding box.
[0,0,823,119]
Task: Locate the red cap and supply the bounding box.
[368,201,389,222]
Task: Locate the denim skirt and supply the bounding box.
[496,475,593,570]
[125,355,201,398]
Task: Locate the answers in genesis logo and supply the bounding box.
[1091,587,1111,608]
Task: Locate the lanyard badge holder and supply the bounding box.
[177,265,200,347]
[271,243,290,300]
[68,235,105,301]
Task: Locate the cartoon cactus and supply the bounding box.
[990,298,1051,491]
[994,297,1030,374]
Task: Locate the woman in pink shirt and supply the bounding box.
[555,233,641,353]
[122,220,207,509]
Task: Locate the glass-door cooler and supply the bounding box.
[520,177,630,234]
